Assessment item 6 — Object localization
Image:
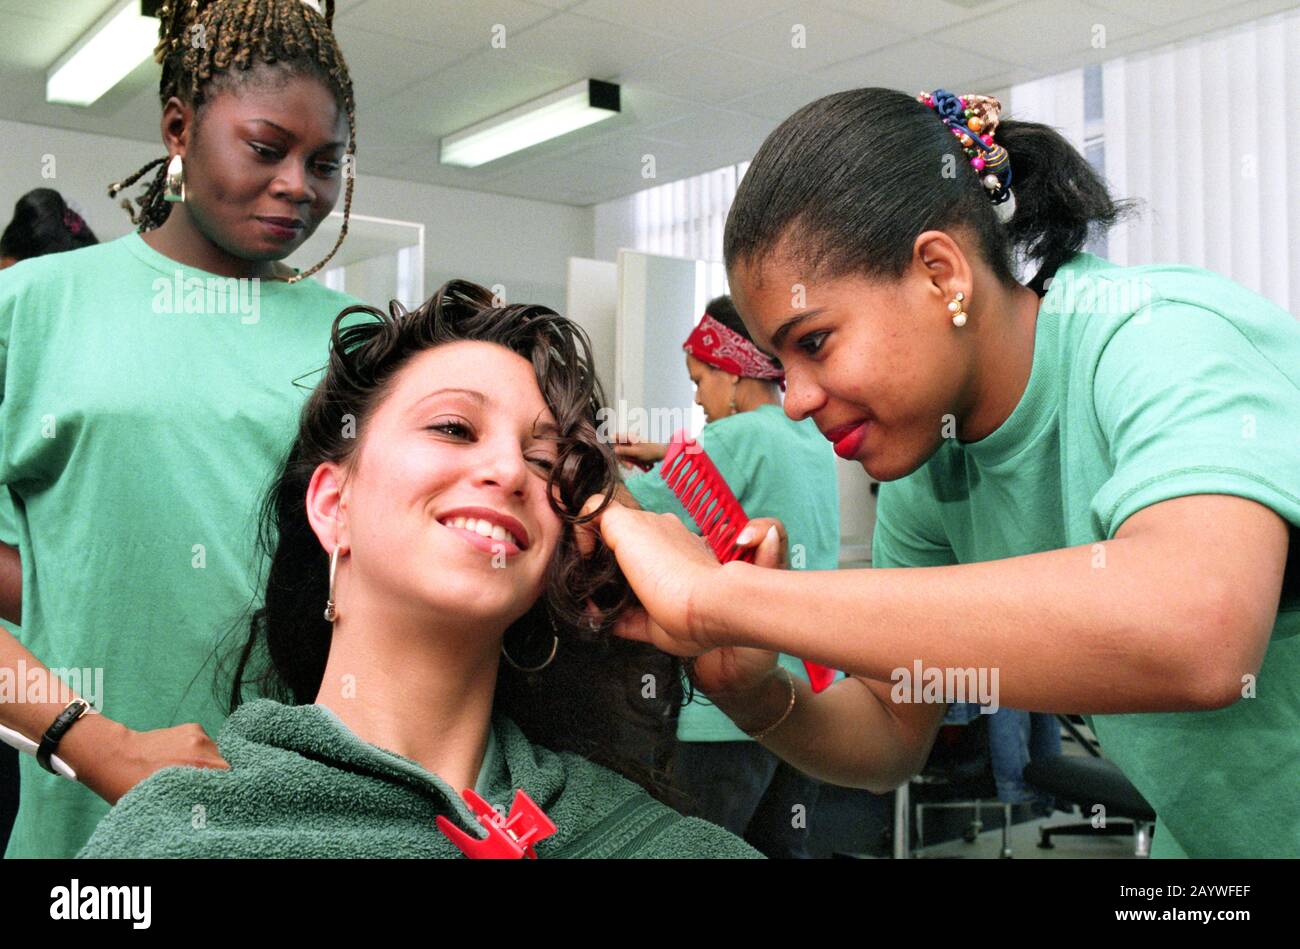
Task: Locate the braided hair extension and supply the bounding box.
[108,0,355,283]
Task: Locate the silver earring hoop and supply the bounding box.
[323,544,340,623]
[501,635,558,673]
[948,290,968,327]
[164,154,186,203]
[502,609,559,672]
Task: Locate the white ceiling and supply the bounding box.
[1,0,1295,206]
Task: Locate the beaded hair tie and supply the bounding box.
[917,88,1016,223]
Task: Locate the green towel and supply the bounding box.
[77,699,761,859]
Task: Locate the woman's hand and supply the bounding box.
[579,495,724,654]
[578,493,788,671]
[612,433,667,471]
[60,713,230,806]
[686,516,787,697]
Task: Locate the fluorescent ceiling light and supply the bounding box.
[440,79,621,168]
[46,0,159,107]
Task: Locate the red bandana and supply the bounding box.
[682,314,785,389]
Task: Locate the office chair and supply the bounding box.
[1023,715,1157,857]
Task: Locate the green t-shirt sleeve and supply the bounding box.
[872,475,958,568]
[1090,302,1300,539]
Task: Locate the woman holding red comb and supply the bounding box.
[582,86,1300,858]
[615,293,840,858]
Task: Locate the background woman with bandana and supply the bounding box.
[616,294,841,858]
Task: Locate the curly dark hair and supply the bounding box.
[108,0,355,283]
[221,279,682,796]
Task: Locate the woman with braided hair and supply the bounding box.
[0,0,362,857]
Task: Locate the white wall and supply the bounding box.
[0,118,592,312]
[593,192,641,267]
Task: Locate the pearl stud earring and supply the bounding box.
[948,291,968,327]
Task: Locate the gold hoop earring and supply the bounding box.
[728,379,738,416]
[948,291,968,327]
[164,154,186,203]
[323,544,340,623]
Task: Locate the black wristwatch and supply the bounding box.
[36,699,91,775]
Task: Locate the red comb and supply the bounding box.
[660,430,755,564]
[658,429,838,693]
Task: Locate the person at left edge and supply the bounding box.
[0,187,100,853]
[0,0,361,858]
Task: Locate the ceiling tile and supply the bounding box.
[712,2,910,71]
[488,157,638,197]
[814,35,1020,96]
[1087,0,1248,27]
[382,148,520,192]
[559,131,711,183]
[721,73,859,121]
[0,0,111,23]
[377,50,572,141]
[336,0,555,46]
[494,10,676,77]
[617,46,803,106]
[603,86,698,128]
[1,7,105,69]
[645,107,776,153]
[930,0,1149,71]
[819,0,1024,36]
[568,0,794,43]
[333,25,472,103]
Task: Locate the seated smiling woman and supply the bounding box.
[77,281,760,859]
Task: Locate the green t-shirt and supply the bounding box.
[0,232,361,857]
[872,252,1300,858]
[625,403,842,741]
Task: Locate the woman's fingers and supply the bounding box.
[733,516,788,569]
[612,609,652,645]
[613,607,705,657]
[575,493,609,558]
[575,496,721,649]
[755,525,784,569]
[612,439,666,465]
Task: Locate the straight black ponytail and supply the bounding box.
[994,119,1134,293]
[724,87,1134,295]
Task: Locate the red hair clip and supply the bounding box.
[436,788,557,859]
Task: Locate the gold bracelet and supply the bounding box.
[744,667,796,741]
